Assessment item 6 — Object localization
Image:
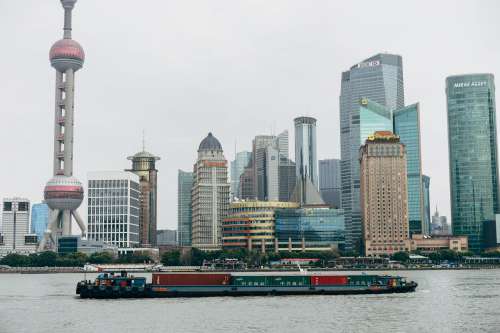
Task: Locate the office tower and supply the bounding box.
[253,135,276,200]
[87,171,141,248]
[265,143,280,201]
[319,159,341,208]
[431,207,450,236]
[277,130,289,159]
[230,151,251,200]
[360,131,410,256]
[0,198,37,256]
[275,207,345,251]
[239,166,255,200]
[31,203,49,241]
[39,0,87,250]
[340,53,404,252]
[222,201,299,252]
[393,103,424,235]
[156,229,177,246]
[292,116,324,205]
[177,170,193,246]
[446,74,499,252]
[422,175,431,235]
[126,147,160,247]
[279,157,296,202]
[191,133,230,250]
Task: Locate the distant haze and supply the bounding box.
[1,0,499,229]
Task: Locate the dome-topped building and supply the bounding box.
[198,132,223,152]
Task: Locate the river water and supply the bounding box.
[1,270,500,333]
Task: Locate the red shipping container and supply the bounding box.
[310,275,348,286]
[152,273,231,286]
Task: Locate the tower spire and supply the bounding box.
[142,129,146,151]
[61,0,77,39]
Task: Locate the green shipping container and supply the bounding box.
[232,276,268,287]
[347,275,377,286]
[267,276,310,287]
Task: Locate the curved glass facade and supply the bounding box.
[446,74,499,252]
[31,203,49,240]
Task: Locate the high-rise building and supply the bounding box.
[277,130,289,159]
[275,207,345,251]
[340,53,404,252]
[446,74,499,252]
[319,159,341,208]
[31,203,49,241]
[157,229,177,246]
[0,198,37,256]
[360,131,410,256]
[177,170,193,246]
[393,103,424,235]
[359,99,393,142]
[87,171,141,248]
[253,135,277,200]
[239,165,255,200]
[230,151,251,200]
[265,143,280,201]
[292,116,324,205]
[39,0,87,251]
[126,148,160,247]
[279,157,296,202]
[222,201,299,252]
[422,175,431,235]
[431,207,450,236]
[191,133,230,250]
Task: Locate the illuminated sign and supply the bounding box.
[453,81,487,88]
[357,60,380,68]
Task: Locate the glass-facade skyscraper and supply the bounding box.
[31,203,49,240]
[319,159,341,208]
[177,169,194,246]
[446,74,499,252]
[230,151,251,200]
[393,103,424,235]
[422,175,431,235]
[340,53,404,252]
[294,117,319,188]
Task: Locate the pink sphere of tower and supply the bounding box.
[44,176,84,211]
[49,38,85,72]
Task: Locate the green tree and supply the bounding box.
[391,251,410,263]
[0,253,31,267]
[161,250,181,266]
[88,251,114,264]
[30,251,58,267]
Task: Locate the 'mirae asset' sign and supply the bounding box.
[454,81,487,88]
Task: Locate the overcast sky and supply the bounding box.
[1,0,499,230]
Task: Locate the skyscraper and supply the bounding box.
[253,135,276,200]
[393,103,424,235]
[39,0,87,250]
[319,159,341,208]
[422,175,431,235]
[294,117,319,188]
[31,203,49,241]
[177,170,193,246]
[360,131,410,256]
[265,143,280,201]
[230,151,251,200]
[340,53,404,252]
[446,74,499,252]
[87,171,141,248]
[279,157,296,202]
[126,148,160,247]
[0,198,37,256]
[191,133,230,250]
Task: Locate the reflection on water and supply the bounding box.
[1,270,500,333]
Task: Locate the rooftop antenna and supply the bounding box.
[142,129,146,151]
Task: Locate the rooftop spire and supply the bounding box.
[61,0,77,39]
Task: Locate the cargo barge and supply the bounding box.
[76,271,417,298]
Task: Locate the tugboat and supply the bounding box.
[76,271,417,299]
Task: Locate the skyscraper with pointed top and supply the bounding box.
[126,138,160,247]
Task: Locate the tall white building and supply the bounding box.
[191,133,230,251]
[87,171,141,248]
[0,198,37,257]
[266,143,280,201]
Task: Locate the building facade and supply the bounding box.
[340,53,405,252]
[431,208,450,236]
[409,234,468,253]
[230,151,251,200]
[87,171,141,248]
[157,229,178,246]
[446,74,499,252]
[31,203,49,241]
[275,207,345,251]
[279,157,296,202]
[177,170,193,246]
[191,133,230,250]
[253,135,276,200]
[0,198,37,257]
[360,131,410,256]
[393,103,424,235]
[222,201,299,251]
[126,148,160,247]
[319,159,341,208]
[422,175,431,235]
[294,116,319,188]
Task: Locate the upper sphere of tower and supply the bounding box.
[49,38,85,72]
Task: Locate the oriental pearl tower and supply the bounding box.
[39,0,86,250]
